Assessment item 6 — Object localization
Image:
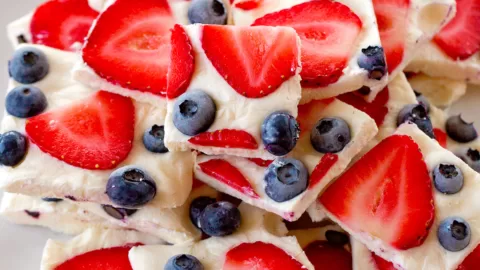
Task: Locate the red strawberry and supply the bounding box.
[433,128,447,148]
[83,0,175,96]
[26,91,135,170]
[304,241,352,270]
[234,0,263,10]
[55,246,133,270]
[167,25,195,99]
[253,1,362,88]
[189,129,258,149]
[434,0,480,60]
[373,0,410,73]
[247,158,273,167]
[458,244,480,270]
[30,0,98,51]
[338,87,390,126]
[201,25,299,98]
[192,177,205,189]
[198,159,259,198]
[320,135,434,250]
[223,241,305,270]
[309,154,338,189]
[372,253,396,270]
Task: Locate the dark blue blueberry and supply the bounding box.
[438,217,471,252]
[457,148,480,173]
[9,47,49,84]
[143,125,168,153]
[199,201,241,237]
[397,104,435,138]
[42,198,63,203]
[165,254,204,270]
[0,131,28,167]
[102,205,137,220]
[446,115,478,143]
[414,90,430,114]
[188,0,227,25]
[433,164,464,194]
[357,46,386,80]
[106,166,157,208]
[24,210,40,219]
[264,157,309,202]
[190,196,217,229]
[6,86,47,118]
[173,90,216,136]
[310,117,351,153]
[325,230,350,246]
[261,111,299,156]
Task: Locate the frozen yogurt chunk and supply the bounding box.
[408,73,467,108]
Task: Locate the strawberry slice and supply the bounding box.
[247,158,273,167]
[304,241,352,270]
[338,87,390,126]
[167,25,195,99]
[198,159,259,199]
[234,0,263,10]
[372,253,396,270]
[433,128,447,148]
[373,0,410,74]
[458,244,480,270]
[26,91,134,170]
[201,25,299,98]
[253,1,362,88]
[192,177,206,189]
[309,154,338,189]
[30,0,98,51]
[188,129,258,149]
[434,0,480,60]
[223,242,305,270]
[83,0,175,96]
[320,135,434,250]
[55,246,133,270]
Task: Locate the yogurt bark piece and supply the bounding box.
[320,123,480,270]
[128,203,314,270]
[232,0,389,102]
[194,98,377,221]
[164,23,302,159]
[1,44,193,210]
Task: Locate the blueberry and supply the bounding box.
[9,47,49,84]
[0,131,28,167]
[189,196,217,229]
[446,115,478,143]
[264,158,309,202]
[199,201,241,237]
[414,90,430,114]
[143,125,168,153]
[102,205,137,220]
[325,230,350,246]
[433,164,464,194]
[310,117,351,153]
[357,46,386,80]
[438,217,471,252]
[457,148,480,173]
[17,35,28,44]
[6,86,47,118]
[188,0,227,25]
[41,198,63,203]
[106,166,157,208]
[165,254,204,270]
[261,111,300,156]
[173,91,216,136]
[397,104,435,138]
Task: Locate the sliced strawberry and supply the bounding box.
[338,87,390,126]
[30,0,98,51]
[304,241,352,270]
[167,25,195,99]
[223,241,305,270]
[372,253,396,270]
[189,129,258,149]
[253,1,362,88]
[373,0,410,73]
[433,128,447,148]
[309,154,338,189]
[247,158,273,167]
[198,159,259,198]
[83,0,175,96]
[192,177,205,189]
[55,246,133,270]
[320,135,434,250]
[234,0,263,10]
[458,244,480,270]
[26,91,134,170]
[201,25,299,98]
[434,0,480,60]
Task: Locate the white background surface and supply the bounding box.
[1,1,480,269]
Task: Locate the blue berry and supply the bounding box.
[165,254,204,270]
[457,148,480,173]
[325,230,350,246]
[102,205,137,220]
[173,91,216,136]
[264,158,309,202]
[438,217,471,252]
[9,47,49,84]
[357,46,386,80]
[397,104,435,138]
[0,131,28,167]
[310,117,351,153]
[199,201,241,237]
[6,86,47,118]
[42,198,63,203]
[188,0,227,25]
[106,166,156,208]
[261,111,299,156]
[190,196,217,229]
[143,125,168,153]
[446,115,478,143]
[414,91,430,114]
[433,164,464,194]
